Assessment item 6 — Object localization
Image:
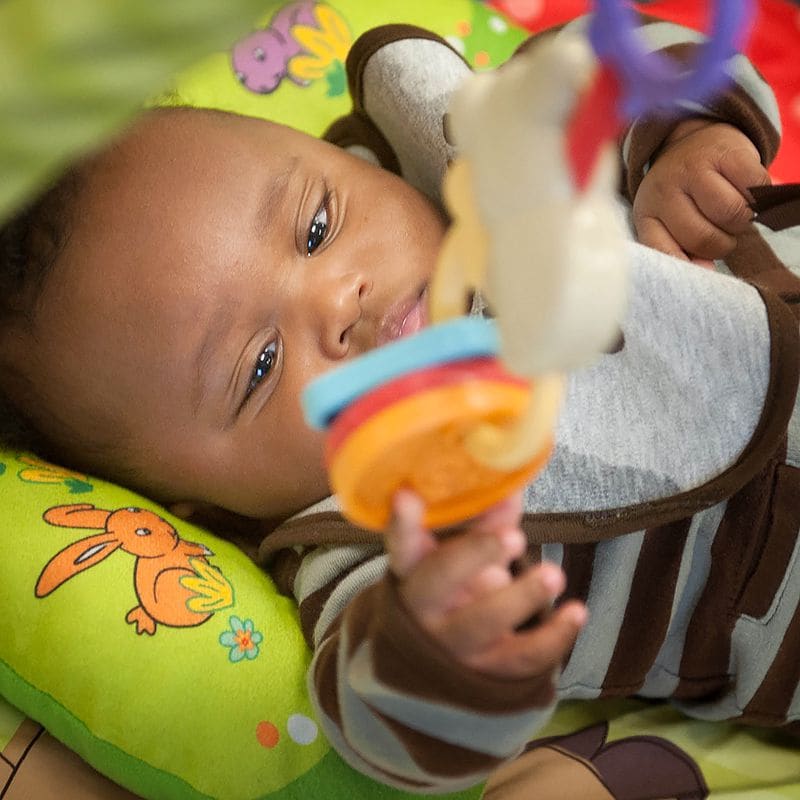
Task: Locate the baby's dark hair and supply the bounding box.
[0,166,82,456]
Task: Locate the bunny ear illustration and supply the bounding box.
[43,504,112,530]
[35,532,122,597]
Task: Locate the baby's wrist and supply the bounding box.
[661,116,717,150]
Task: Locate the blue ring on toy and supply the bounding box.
[302,316,499,429]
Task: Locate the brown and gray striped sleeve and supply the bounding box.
[260,511,560,791]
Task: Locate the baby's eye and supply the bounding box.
[246,340,277,398]
[306,200,328,255]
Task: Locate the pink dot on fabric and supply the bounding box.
[503,0,544,21]
[256,720,280,749]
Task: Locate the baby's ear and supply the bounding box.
[168,501,264,557]
[168,501,198,521]
[323,25,472,203]
[168,500,236,531]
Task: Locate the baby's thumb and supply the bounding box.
[386,490,435,579]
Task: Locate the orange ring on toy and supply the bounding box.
[328,379,553,531]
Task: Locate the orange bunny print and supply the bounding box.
[36,504,234,635]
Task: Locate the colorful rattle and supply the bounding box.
[303,317,555,530]
[302,1,754,532]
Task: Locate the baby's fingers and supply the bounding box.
[718,143,771,197]
[386,490,436,579]
[401,524,526,619]
[471,489,524,531]
[635,216,690,262]
[467,600,587,679]
[643,191,736,260]
[437,563,567,655]
[690,171,756,235]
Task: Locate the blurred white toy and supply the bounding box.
[430,32,629,470]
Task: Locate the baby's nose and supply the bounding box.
[317,272,372,360]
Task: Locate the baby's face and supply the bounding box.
[24,109,446,522]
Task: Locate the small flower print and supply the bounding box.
[220,616,263,662]
[288,5,351,96]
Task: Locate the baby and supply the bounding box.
[1,17,796,795]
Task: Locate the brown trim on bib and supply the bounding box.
[344,24,469,107]
[262,279,799,558]
[324,112,401,174]
[725,225,800,320]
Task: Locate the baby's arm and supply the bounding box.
[619,16,781,263]
[288,495,584,792]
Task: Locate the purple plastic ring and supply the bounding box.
[588,0,755,119]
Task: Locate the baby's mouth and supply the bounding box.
[399,285,429,339]
[376,285,429,347]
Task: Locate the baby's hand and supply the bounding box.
[386,490,587,679]
[632,119,771,265]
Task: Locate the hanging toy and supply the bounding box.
[303,317,552,530]
[302,0,753,531]
[568,0,755,188]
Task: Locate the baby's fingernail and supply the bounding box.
[539,565,565,596]
[393,490,424,520]
[500,528,525,555]
[569,604,589,627]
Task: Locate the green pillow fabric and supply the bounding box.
[0,449,484,800]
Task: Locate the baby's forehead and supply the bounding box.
[123,106,284,150]
[56,111,291,304]
[78,112,236,207]
[97,108,300,190]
